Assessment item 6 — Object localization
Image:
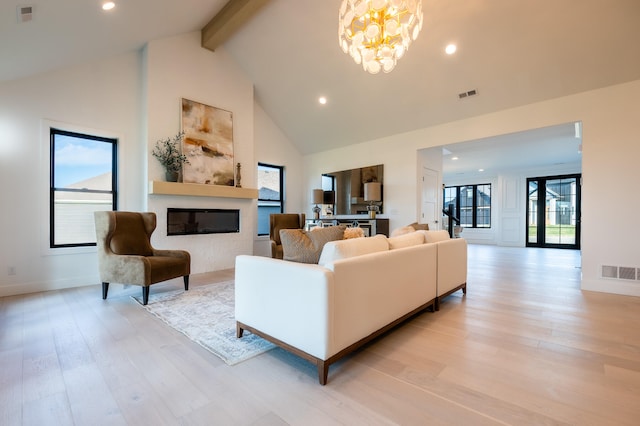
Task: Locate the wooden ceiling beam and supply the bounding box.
[202,0,270,52]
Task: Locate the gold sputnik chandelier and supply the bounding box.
[338,0,424,74]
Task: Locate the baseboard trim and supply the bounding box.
[0,275,99,298]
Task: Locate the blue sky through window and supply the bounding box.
[54,134,112,188]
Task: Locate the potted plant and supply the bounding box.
[152,131,189,182]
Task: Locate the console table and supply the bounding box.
[305,217,389,237]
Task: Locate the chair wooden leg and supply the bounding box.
[102,282,109,300]
[142,287,150,305]
[184,275,189,291]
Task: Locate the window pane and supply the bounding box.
[51,129,116,247]
[257,164,281,201]
[528,181,538,243]
[476,184,491,228]
[443,187,457,217]
[545,178,576,245]
[53,134,113,188]
[257,204,281,236]
[444,184,491,229]
[53,192,113,245]
[257,163,284,236]
[459,186,473,227]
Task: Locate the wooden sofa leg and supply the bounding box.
[236,323,244,338]
[317,361,329,385]
[142,287,150,305]
[102,282,109,300]
[184,275,190,291]
[462,283,467,294]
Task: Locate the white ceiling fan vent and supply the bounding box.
[17,5,34,23]
[458,89,478,100]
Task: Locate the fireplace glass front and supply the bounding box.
[167,208,240,235]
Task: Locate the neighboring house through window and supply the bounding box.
[257,163,284,236]
[50,128,117,247]
[443,183,491,228]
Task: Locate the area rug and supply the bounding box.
[132,280,275,365]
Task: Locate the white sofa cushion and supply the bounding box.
[387,231,424,249]
[318,234,389,266]
[419,230,451,243]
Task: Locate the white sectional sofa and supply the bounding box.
[235,230,466,385]
[418,230,468,309]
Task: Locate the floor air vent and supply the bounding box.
[601,265,639,281]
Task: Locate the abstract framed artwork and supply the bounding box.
[181,98,234,186]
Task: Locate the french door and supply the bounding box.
[526,174,581,249]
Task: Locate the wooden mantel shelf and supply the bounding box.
[149,181,258,199]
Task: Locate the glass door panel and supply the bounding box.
[545,178,577,245]
[527,175,580,249]
[527,181,538,244]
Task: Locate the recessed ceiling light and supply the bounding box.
[452,156,459,160]
[318,96,327,105]
[445,44,457,55]
[478,168,485,172]
[102,2,115,11]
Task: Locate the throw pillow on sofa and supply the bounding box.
[409,222,429,231]
[280,226,345,264]
[390,222,429,237]
[390,226,416,237]
[343,227,365,239]
[318,234,389,266]
[388,231,424,249]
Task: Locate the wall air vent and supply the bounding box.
[601,265,640,281]
[458,89,478,100]
[619,267,637,280]
[601,265,618,279]
[17,5,34,23]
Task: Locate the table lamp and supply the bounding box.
[312,189,323,220]
[364,182,381,218]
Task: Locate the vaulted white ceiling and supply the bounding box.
[3,0,639,172]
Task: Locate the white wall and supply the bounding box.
[144,32,257,273]
[0,51,143,297]
[252,102,304,257]
[305,79,640,297]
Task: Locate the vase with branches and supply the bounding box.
[152,131,189,182]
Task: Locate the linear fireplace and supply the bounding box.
[167,208,240,235]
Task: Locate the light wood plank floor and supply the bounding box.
[2,245,640,425]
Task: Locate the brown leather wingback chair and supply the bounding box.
[94,211,190,305]
[269,213,305,259]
